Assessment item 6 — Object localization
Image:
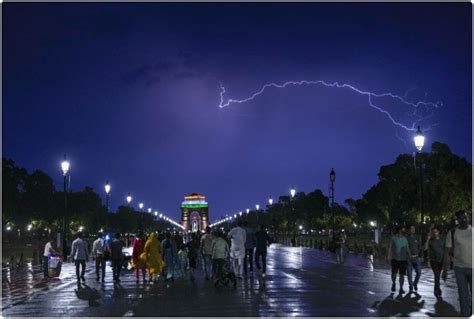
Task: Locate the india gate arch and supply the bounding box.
[180,193,209,232]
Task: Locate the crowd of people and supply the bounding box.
[41,221,272,288]
[386,210,472,317]
[40,211,471,316]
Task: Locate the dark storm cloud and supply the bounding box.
[121,53,205,86]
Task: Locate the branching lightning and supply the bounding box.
[218,80,442,132]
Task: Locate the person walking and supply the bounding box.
[243,221,256,277]
[144,232,165,283]
[187,233,200,282]
[254,225,271,278]
[43,237,58,278]
[335,230,347,264]
[228,221,246,279]
[131,231,147,284]
[444,210,472,317]
[387,225,411,294]
[200,226,214,280]
[406,225,422,292]
[109,232,124,282]
[70,231,89,282]
[162,232,178,282]
[212,230,229,284]
[423,225,445,297]
[91,232,107,282]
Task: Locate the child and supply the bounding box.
[177,244,189,279]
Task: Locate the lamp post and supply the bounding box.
[104,181,111,213]
[329,168,336,241]
[256,204,260,222]
[139,203,144,211]
[268,197,273,206]
[414,126,425,225]
[61,154,70,257]
[290,185,296,246]
[127,194,132,213]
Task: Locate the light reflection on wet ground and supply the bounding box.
[2,244,461,317]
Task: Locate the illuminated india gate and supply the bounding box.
[180,193,209,232]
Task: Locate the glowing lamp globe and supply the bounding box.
[104,181,111,194]
[268,197,273,205]
[126,194,132,204]
[414,126,425,152]
[61,155,70,176]
[290,186,296,198]
[256,204,260,211]
[139,203,144,210]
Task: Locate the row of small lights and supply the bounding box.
[61,156,184,232]
[125,194,184,230]
[209,186,296,228]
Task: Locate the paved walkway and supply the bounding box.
[1,244,462,317]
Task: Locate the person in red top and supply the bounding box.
[132,231,147,284]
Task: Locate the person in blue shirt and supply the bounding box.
[387,225,411,294]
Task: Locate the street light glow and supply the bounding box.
[104,181,111,194]
[246,209,250,213]
[414,126,425,152]
[154,211,158,216]
[139,203,144,210]
[148,208,152,213]
[61,154,70,176]
[299,225,303,230]
[268,197,273,205]
[256,204,260,211]
[126,194,132,204]
[369,221,376,227]
[290,185,296,198]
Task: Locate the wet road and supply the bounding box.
[1,244,462,317]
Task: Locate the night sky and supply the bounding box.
[3,3,471,223]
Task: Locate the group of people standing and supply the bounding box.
[388,210,472,317]
[43,223,272,288]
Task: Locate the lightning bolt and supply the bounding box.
[218,80,442,132]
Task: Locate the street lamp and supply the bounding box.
[154,211,158,217]
[256,204,260,211]
[329,168,336,241]
[246,209,250,214]
[127,194,132,204]
[268,197,273,206]
[139,203,144,211]
[104,181,111,213]
[414,126,425,224]
[61,154,70,257]
[148,208,152,213]
[290,185,296,246]
[290,185,296,199]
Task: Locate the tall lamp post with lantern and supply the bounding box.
[104,181,111,213]
[414,126,425,225]
[61,155,70,258]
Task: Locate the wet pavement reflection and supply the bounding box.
[1,244,461,316]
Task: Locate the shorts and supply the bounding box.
[391,259,408,276]
[189,257,197,269]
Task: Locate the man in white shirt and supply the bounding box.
[43,237,57,278]
[228,221,246,279]
[92,232,106,282]
[444,210,472,317]
[70,232,89,282]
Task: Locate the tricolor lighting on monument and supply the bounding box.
[181,194,209,209]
